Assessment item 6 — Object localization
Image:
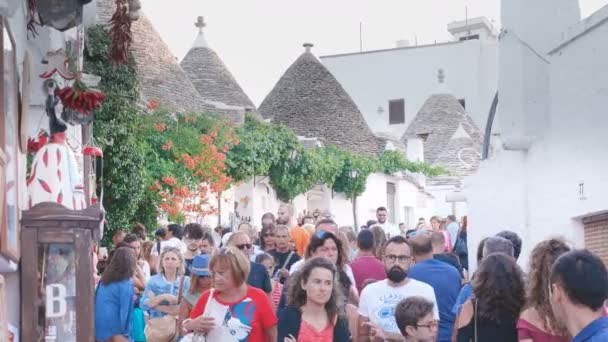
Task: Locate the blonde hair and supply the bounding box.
[159,247,186,276]
[210,246,251,287]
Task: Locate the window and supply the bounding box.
[458,98,466,109]
[386,182,397,223]
[389,99,405,125]
[459,34,480,41]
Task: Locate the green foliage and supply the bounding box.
[332,152,377,197]
[84,26,147,244]
[227,116,445,202]
[225,116,299,183]
[379,150,446,177]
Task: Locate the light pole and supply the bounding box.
[350,169,359,231]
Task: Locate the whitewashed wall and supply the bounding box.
[466,4,608,272]
[321,38,498,137]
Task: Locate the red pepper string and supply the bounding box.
[108,0,132,65]
[27,0,40,37]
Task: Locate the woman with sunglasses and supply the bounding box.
[278,257,350,342]
[182,246,278,341]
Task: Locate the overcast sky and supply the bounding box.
[142,0,608,106]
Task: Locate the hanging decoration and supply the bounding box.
[109,0,132,65]
[35,0,92,32]
[56,81,106,125]
[39,49,77,80]
[27,82,86,210]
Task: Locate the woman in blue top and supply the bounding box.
[141,246,190,319]
[95,247,138,342]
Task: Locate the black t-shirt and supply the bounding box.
[269,249,301,283]
[434,253,464,278]
[184,258,194,276]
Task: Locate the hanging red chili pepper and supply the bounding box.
[109,0,132,65]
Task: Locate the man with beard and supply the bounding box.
[376,207,401,239]
[183,223,204,276]
[277,203,310,256]
[358,236,439,341]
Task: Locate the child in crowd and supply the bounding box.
[395,296,438,342]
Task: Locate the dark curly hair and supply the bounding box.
[473,253,525,324]
[100,247,137,285]
[287,257,343,321]
[526,238,570,336]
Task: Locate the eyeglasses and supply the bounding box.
[416,320,438,330]
[235,243,252,250]
[384,254,412,263]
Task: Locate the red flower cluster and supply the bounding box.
[148,127,239,221]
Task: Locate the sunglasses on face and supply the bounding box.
[264,233,275,237]
[235,243,252,250]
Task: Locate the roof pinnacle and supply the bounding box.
[195,16,206,33]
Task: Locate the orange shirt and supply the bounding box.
[290,225,311,256]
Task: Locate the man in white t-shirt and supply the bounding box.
[376,207,401,239]
[358,235,439,341]
[150,224,187,258]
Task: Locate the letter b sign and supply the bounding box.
[46,284,67,318]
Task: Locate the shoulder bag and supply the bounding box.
[144,276,186,342]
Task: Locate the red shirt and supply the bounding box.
[298,320,334,342]
[350,254,387,293]
[190,286,278,342]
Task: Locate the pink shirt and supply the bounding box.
[298,320,333,342]
[517,319,569,342]
[350,254,387,293]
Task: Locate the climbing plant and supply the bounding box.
[84,25,147,244]
[227,115,445,202]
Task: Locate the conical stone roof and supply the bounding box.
[259,44,378,154]
[96,2,212,113]
[402,90,483,186]
[95,3,245,123]
[181,17,255,110]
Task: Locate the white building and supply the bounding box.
[466,1,608,269]
[320,17,498,138]
[0,0,102,334]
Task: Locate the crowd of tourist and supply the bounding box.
[94,204,608,342]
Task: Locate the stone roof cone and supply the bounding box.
[401,69,483,186]
[96,1,214,114]
[259,43,378,154]
[180,16,256,111]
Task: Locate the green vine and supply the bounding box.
[84,25,147,244]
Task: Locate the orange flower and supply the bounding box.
[162,140,173,150]
[162,176,176,186]
[154,123,166,132]
[147,100,159,110]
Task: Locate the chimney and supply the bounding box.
[192,16,209,48]
[395,39,410,48]
[303,42,314,53]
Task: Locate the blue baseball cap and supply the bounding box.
[190,254,211,276]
